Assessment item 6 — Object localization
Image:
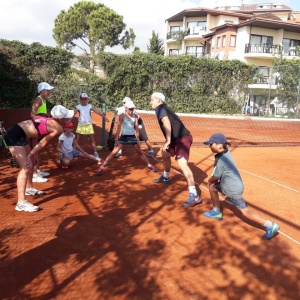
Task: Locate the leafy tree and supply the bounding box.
[272,58,300,116]
[0,39,74,108]
[147,31,164,55]
[97,52,256,114]
[53,1,135,73]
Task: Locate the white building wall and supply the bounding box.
[234,26,250,62]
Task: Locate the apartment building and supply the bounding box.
[165,3,300,115]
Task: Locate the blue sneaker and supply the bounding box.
[182,193,202,207]
[149,150,155,158]
[153,175,170,184]
[203,209,223,220]
[263,222,280,240]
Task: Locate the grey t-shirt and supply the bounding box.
[212,149,244,199]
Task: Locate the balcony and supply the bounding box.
[244,44,300,58]
[166,27,207,41]
[166,30,188,40]
[185,52,206,58]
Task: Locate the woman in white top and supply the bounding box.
[96,101,157,175]
[73,93,109,158]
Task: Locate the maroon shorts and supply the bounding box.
[167,134,193,161]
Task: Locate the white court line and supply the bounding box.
[147,151,300,247]
[191,149,299,193]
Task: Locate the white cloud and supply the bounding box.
[0,0,299,54]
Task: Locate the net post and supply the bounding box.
[101,103,106,147]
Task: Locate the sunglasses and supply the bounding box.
[127,108,134,111]
[81,98,88,100]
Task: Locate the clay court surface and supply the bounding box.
[0,110,299,299]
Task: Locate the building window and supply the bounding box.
[217,37,221,48]
[187,21,207,34]
[282,38,300,47]
[222,35,226,47]
[250,34,273,45]
[167,26,183,39]
[186,46,204,57]
[230,35,236,47]
[169,49,181,56]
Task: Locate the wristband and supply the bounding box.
[28,153,34,157]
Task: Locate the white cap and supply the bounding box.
[123,97,131,103]
[152,92,165,102]
[80,93,89,98]
[125,100,135,109]
[51,105,74,119]
[38,82,54,93]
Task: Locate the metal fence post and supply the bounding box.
[101,103,106,147]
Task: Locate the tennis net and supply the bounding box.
[105,109,300,147]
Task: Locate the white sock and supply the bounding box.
[189,186,197,195]
[264,220,273,228]
[213,207,221,213]
[163,171,170,178]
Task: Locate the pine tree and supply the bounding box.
[147,31,164,55]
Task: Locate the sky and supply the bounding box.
[0,0,299,55]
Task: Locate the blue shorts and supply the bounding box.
[61,150,80,160]
[118,135,138,145]
[214,183,247,209]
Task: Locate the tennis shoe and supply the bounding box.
[148,164,157,172]
[97,166,104,176]
[182,193,202,207]
[61,163,69,169]
[32,173,48,183]
[203,209,223,220]
[15,200,39,212]
[149,150,155,158]
[153,175,170,184]
[114,151,122,158]
[37,169,50,177]
[25,188,45,196]
[263,222,280,240]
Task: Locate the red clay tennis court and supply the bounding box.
[0,110,299,299]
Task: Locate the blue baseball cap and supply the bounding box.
[203,133,230,145]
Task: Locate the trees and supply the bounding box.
[0,39,74,108]
[147,31,164,55]
[53,1,135,73]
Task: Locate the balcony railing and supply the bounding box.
[166,28,206,40]
[186,27,207,35]
[167,30,187,40]
[245,43,300,56]
[185,52,206,58]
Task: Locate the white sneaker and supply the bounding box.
[37,169,50,177]
[114,151,122,158]
[25,188,45,196]
[32,174,48,183]
[15,200,39,212]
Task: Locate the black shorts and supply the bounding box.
[4,124,28,147]
[118,135,138,145]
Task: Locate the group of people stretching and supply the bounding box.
[3,84,280,241]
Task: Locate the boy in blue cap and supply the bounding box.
[203,133,280,240]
